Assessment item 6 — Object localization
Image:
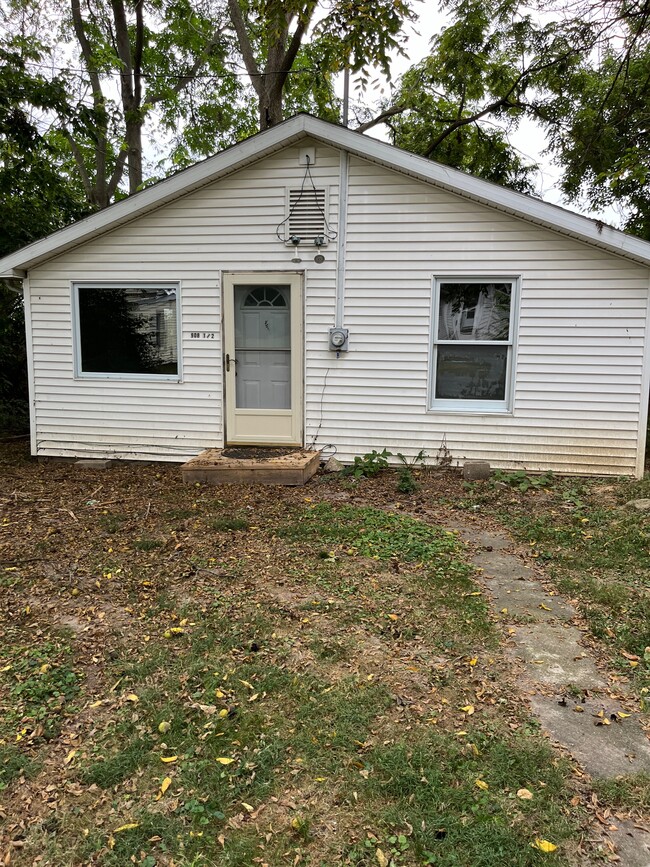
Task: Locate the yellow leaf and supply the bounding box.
[64,749,77,765]
[114,823,140,833]
[249,693,259,702]
[215,689,225,699]
[126,694,139,703]
[240,680,254,690]
[155,776,172,801]
[375,848,389,867]
[532,838,557,853]
[216,757,235,765]
[241,802,254,813]
[158,721,171,734]
[475,779,489,790]
[169,627,185,635]
[539,603,552,611]
[456,731,468,737]
[469,657,478,666]
[388,613,399,621]
[616,712,632,719]
[630,661,639,668]
[517,788,533,800]
[218,709,229,718]
[460,705,475,715]
[160,755,178,763]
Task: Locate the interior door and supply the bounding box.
[223,272,303,446]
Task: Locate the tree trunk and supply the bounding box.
[259,85,285,129]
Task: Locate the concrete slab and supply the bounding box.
[472,550,535,581]
[75,459,113,468]
[445,522,512,551]
[509,623,606,688]
[181,448,321,486]
[531,694,650,778]
[603,818,650,867]
[486,579,575,621]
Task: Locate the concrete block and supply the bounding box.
[323,456,344,473]
[75,459,113,469]
[463,460,491,481]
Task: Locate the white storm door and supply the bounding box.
[223,273,303,445]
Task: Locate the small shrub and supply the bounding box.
[342,448,392,479]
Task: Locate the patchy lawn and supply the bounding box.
[0,443,647,865]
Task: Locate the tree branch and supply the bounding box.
[278,1,317,90]
[227,0,261,91]
[355,105,407,133]
[147,27,228,104]
[106,146,129,199]
[425,95,520,157]
[60,126,93,200]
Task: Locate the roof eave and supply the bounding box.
[2,113,650,274]
[0,115,310,275]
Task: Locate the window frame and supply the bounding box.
[72,280,182,382]
[429,275,520,414]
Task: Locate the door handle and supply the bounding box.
[225,354,237,372]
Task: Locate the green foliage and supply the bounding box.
[211,517,250,532]
[396,449,426,494]
[283,502,462,563]
[342,448,392,479]
[546,45,650,239]
[492,470,555,492]
[0,45,89,256]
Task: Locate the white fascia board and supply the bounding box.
[300,117,650,269]
[0,116,310,275]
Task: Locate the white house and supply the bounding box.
[2,114,650,477]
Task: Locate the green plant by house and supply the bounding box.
[342,448,392,479]
[396,449,427,493]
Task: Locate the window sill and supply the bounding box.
[428,403,513,416]
[75,373,182,382]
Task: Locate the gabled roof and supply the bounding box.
[3,113,650,276]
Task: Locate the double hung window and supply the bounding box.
[431,277,517,412]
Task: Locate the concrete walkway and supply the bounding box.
[449,520,650,866]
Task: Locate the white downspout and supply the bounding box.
[335,149,349,329]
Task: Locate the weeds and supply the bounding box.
[342,448,392,479]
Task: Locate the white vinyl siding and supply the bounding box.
[27,140,340,461]
[25,143,650,476]
[304,157,649,476]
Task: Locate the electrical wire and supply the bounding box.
[275,156,338,244]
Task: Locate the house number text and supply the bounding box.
[190,332,216,339]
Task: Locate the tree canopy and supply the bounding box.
[0,0,649,234]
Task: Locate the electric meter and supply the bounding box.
[328,327,349,352]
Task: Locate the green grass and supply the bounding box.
[0,460,607,866]
[460,473,650,687]
[593,773,650,812]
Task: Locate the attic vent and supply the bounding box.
[287,188,327,243]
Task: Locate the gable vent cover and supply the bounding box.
[287,188,327,243]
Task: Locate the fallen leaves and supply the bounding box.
[532,838,557,853]
[154,776,172,800]
[215,757,235,765]
[517,788,534,800]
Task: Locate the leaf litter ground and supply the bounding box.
[0,442,647,866]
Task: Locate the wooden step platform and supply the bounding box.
[181,447,321,486]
